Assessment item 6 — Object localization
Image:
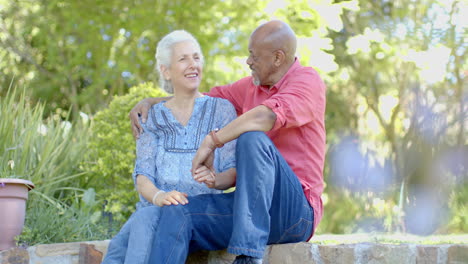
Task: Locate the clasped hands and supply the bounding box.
[154,135,217,207]
[192,134,217,188]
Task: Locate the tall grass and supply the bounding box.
[1,85,107,245]
[1,86,82,200]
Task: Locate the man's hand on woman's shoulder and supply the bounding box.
[129,98,152,139]
[129,97,173,139]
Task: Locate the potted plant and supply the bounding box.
[0,178,34,251]
[1,85,95,248]
[0,88,39,251]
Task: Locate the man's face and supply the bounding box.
[246,38,276,87]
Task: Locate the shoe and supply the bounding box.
[232,255,263,264]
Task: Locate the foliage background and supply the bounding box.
[84,82,166,223]
[0,0,466,244]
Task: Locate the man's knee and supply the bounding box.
[162,205,193,228]
[237,131,269,150]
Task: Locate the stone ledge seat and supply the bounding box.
[1,238,467,264]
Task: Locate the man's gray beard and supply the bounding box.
[252,78,260,86]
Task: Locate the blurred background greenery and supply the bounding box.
[0,0,466,245]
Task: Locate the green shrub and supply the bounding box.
[318,187,400,234]
[445,183,468,233]
[84,82,167,227]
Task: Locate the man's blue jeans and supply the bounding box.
[148,131,314,263]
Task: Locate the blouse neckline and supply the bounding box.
[160,96,208,128]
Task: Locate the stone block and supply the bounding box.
[87,240,110,257]
[186,250,209,264]
[357,243,416,264]
[267,243,313,264]
[447,245,468,264]
[0,247,29,264]
[7,238,467,264]
[416,245,440,264]
[318,244,355,264]
[79,243,103,264]
[208,250,236,264]
[35,242,81,257]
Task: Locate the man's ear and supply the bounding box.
[161,65,170,80]
[274,50,285,66]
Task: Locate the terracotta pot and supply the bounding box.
[0,179,34,251]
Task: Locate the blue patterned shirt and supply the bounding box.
[133,96,237,208]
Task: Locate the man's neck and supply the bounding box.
[267,59,296,89]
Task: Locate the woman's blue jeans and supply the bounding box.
[148,131,314,263]
[102,206,160,264]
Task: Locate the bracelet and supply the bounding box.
[210,130,224,148]
[152,190,165,205]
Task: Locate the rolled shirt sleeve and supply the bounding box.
[262,68,326,132]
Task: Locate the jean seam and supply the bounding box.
[188,213,233,217]
[280,164,303,196]
[250,175,260,217]
[228,246,264,254]
[164,215,187,264]
[277,218,312,243]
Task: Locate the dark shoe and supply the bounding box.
[232,255,263,264]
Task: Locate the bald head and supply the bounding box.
[246,20,298,87]
[251,20,297,63]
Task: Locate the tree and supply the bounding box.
[325,0,467,234]
[0,0,266,115]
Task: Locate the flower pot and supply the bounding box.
[0,179,34,251]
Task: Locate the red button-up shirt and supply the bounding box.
[207,59,326,236]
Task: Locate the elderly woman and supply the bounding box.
[102,30,237,264]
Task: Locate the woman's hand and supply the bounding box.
[193,165,216,188]
[153,190,189,207]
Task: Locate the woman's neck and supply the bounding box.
[165,89,204,126]
[166,90,203,111]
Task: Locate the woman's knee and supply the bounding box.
[133,206,160,225]
[135,205,158,217]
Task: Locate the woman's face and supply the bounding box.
[162,41,203,92]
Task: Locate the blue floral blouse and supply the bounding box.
[133,96,237,208]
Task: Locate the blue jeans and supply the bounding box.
[102,206,160,264]
[148,132,314,263]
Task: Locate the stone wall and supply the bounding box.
[1,239,467,264]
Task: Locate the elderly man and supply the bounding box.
[129,20,326,264]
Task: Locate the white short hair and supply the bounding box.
[155,30,204,93]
